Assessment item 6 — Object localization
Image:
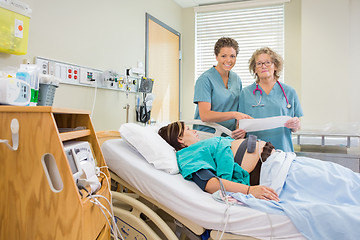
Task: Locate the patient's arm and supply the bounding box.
[205,177,279,202]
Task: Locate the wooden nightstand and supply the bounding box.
[0,106,111,240]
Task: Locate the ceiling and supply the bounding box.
[173,0,247,8]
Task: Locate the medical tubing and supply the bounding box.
[99,170,123,240]
[89,194,123,240]
[90,170,123,240]
[256,143,274,239]
[89,198,112,226]
[89,199,112,232]
[277,81,289,105]
[140,93,148,123]
[90,77,98,119]
[215,176,231,240]
[258,141,264,163]
[78,170,122,239]
[90,197,123,240]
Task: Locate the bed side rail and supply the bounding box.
[183,119,232,139]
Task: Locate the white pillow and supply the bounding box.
[119,123,179,174]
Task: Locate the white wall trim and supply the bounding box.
[194,0,290,12]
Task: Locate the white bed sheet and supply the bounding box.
[102,139,305,240]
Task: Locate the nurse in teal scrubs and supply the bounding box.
[194,37,251,139]
[239,47,303,152]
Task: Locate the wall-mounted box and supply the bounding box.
[0,0,32,55]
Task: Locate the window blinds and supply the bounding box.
[195,4,284,87]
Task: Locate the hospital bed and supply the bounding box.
[97,121,305,240]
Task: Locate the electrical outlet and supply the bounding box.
[36,58,49,75]
[73,67,80,82]
[67,66,73,81]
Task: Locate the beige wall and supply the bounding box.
[180,7,196,120]
[300,0,360,132]
[0,0,182,131]
[284,0,301,96]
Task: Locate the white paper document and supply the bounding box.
[238,116,291,132]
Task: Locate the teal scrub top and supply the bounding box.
[238,82,303,152]
[193,67,242,132]
[176,137,250,185]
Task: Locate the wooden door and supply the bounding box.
[146,14,181,122]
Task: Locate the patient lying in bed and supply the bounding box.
[158,121,279,201]
[158,121,360,240]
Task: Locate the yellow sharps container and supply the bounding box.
[0,0,31,55]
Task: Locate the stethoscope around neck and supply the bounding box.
[252,81,291,109]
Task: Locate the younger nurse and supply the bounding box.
[238,47,303,152]
[194,37,251,139]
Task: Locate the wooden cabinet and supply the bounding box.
[0,106,110,240]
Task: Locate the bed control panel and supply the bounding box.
[115,217,147,240]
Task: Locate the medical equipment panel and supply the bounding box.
[35,56,145,94]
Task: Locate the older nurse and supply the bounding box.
[194,37,251,139]
[238,47,303,152]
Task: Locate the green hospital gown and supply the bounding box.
[176,137,250,185]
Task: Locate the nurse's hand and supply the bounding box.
[285,117,301,132]
[232,128,246,139]
[235,112,253,121]
[248,185,280,202]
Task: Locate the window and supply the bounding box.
[195,4,284,87]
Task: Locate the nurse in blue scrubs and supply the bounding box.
[239,47,303,151]
[194,37,251,139]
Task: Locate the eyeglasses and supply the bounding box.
[256,61,273,68]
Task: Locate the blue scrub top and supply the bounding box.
[193,67,242,132]
[238,82,303,152]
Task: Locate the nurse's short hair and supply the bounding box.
[249,47,284,82]
[214,37,239,56]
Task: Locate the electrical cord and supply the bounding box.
[215,176,231,240]
[78,171,124,240]
[88,188,123,240]
[97,170,123,240]
[90,76,98,119]
[258,140,265,163]
[258,141,274,239]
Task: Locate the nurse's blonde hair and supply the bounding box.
[249,47,283,82]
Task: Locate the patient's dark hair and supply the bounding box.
[158,121,185,151]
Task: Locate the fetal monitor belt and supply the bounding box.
[234,135,257,166]
[247,135,257,153]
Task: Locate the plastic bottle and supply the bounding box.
[16,64,40,106]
